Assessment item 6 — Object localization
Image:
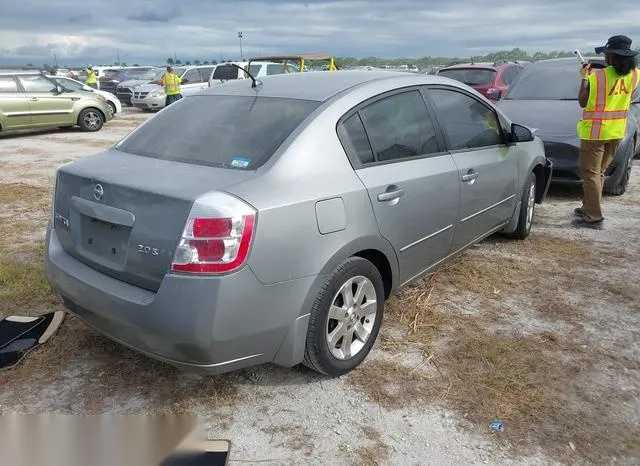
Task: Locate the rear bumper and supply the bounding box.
[44,226,317,374]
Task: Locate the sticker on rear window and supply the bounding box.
[230,157,252,168]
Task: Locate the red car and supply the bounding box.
[436,61,525,101]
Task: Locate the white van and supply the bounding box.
[207,61,299,87]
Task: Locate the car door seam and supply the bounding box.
[399,224,453,252]
[460,194,516,223]
[400,220,509,287]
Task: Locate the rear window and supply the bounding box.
[502,62,605,100]
[116,95,320,169]
[212,65,241,80]
[438,68,497,86]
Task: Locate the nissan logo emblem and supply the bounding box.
[93,184,104,201]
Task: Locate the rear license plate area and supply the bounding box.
[79,216,131,267]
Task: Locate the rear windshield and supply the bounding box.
[212,65,241,80]
[502,63,605,100]
[116,95,320,169]
[438,68,496,86]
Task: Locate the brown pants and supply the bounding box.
[579,139,620,222]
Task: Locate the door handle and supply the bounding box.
[377,187,405,202]
[29,98,39,101]
[461,170,479,183]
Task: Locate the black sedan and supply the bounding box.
[497,58,640,195]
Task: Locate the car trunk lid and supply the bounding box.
[53,150,255,292]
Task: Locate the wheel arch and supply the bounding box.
[271,236,399,368]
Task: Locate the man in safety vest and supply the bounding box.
[85,65,98,89]
[573,35,638,229]
[156,66,182,107]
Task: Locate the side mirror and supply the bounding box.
[54,85,65,94]
[510,123,534,143]
[181,78,189,84]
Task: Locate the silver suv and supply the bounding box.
[0,70,112,132]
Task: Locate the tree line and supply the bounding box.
[34,46,640,71]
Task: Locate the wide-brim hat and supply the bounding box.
[595,35,638,57]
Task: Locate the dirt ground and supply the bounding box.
[1,108,639,465]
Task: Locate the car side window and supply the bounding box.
[181,69,202,84]
[359,90,440,162]
[339,113,375,164]
[17,75,57,93]
[0,77,18,92]
[199,67,215,81]
[58,79,83,91]
[429,88,503,150]
[267,64,287,75]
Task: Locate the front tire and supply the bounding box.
[303,257,385,376]
[507,172,536,240]
[77,108,104,132]
[108,101,117,115]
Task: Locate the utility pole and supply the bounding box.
[53,50,58,67]
[117,48,120,64]
[238,32,243,61]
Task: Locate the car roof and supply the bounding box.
[201,70,454,102]
[522,57,606,69]
[0,69,42,75]
[249,54,334,61]
[440,61,522,71]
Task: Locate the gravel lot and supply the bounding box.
[1,108,638,465]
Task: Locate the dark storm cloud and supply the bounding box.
[1,0,639,65]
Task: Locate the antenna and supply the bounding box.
[224,63,261,88]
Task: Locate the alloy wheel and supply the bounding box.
[325,275,378,360]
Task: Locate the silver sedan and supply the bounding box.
[45,71,552,376]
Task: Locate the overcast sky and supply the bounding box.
[1,0,640,66]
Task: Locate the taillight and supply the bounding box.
[171,193,256,274]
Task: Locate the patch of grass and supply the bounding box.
[0,182,49,205]
[262,424,315,457]
[604,282,639,302]
[0,243,58,317]
[619,199,640,207]
[533,292,584,323]
[352,230,640,462]
[350,426,390,466]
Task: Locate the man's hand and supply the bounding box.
[580,64,592,79]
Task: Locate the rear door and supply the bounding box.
[180,68,206,95]
[426,86,518,251]
[339,88,460,285]
[0,76,31,129]
[16,74,75,127]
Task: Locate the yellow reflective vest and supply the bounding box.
[162,73,181,96]
[577,66,639,140]
[85,69,97,84]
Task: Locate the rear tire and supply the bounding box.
[77,108,104,132]
[303,257,385,377]
[604,146,632,196]
[507,172,536,240]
